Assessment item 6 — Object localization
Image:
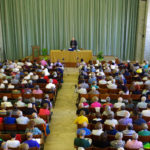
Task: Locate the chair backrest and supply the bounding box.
[131,94,141,101]
[139,135,150,142]
[4,124,17,131]
[17,124,27,131]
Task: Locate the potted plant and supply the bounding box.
[97,51,104,61]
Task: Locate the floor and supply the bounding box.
[44,68,78,150]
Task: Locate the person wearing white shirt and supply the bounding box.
[46,79,56,89]
[6,133,20,148]
[16,111,29,125]
[92,122,103,136]
[116,106,129,117]
[78,87,87,94]
[0,83,5,89]
[114,97,125,108]
[142,103,150,117]
[104,113,118,126]
[8,83,14,89]
[145,79,150,85]
[43,68,50,76]
[107,79,117,89]
[1,96,12,107]
[137,96,147,109]
[15,97,26,107]
[32,113,46,125]
[99,76,107,85]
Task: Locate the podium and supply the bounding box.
[32,46,40,60]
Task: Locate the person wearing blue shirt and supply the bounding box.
[133,113,146,126]
[88,74,97,84]
[107,124,118,135]
[24,132,40,148]
[77,122,91,136]
[4,111,16,124]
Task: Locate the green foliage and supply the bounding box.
[97,51,104,61]
[42,48,48,56]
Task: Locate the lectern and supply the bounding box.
[32,46,40,60]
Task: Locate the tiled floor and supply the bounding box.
[44,68,78,150]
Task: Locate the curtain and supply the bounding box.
[0,0,139,60]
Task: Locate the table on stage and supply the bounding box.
[50,50,93,63]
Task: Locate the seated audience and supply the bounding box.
[107,124,118,135]
[23,103,36,115]
[19,143,29,150]
[90,96,101,108]
[92,122,103,136]
[142,103,150,117]
[110,132,125,148]
[6,133,20,148]
[118,112,132,125]
[138,123,150,136]
[79,97,89,108]
[11,104,19,115]
[91,81,99,89]
[102,97,113,108]
[24,132,40,148]
[16,110,29,125]
[137,96,147,109]
[125,99,135,109]
[107,79,117,89]
[76,103,89,116]
[114,97,125,108]
[74,130,91,149]
[39,103,50,116]
[102,105,114,117]
[32,85,43,94]
[133,113,146,125]
[15,97,26,107]
[32,113,46,125]
[41,94,52,109]
[116,105,129,117]
[74,111,89,125]
[4,111,16,124]
[0,104,7,115]
[79,80,89,89]
[104,113,118,126]
[77,122,91,136]
[88,87,99,94]
[125,133,143,149]
[25,120,42,135]
[92,132,110,148]
[1,96,12,107]
[77,86,87,94]
[46,79,56,89]
[92,112,102,124]
[123,123,136,136]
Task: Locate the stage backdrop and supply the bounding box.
[0,0,139,60]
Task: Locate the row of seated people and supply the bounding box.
[0,59,64,150]
[76,96,150,118]
[74,59,150,150]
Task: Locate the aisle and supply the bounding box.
[44,68,78,150]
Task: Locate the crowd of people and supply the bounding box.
[74,59,150,150]
[0,58,64,150]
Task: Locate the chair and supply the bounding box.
[109,94,120,100]
[131,94,141,101]
[93,147,108,150]
[142,116,150,122]
[117,124,127,131]
[107,135,116,141]
[133,125,143,132]
[22,94,32,99]
[12,93,22,99]
[33,94,43,99]
[99,94,109,99]
[17,124,27,131]
[38,115,49,123]
[0,134,11,141]
[35,124,45,132]
[139,135,150,142]
[123,135,132,141]
[0,124,4,131]
[99,89,108,94]
[4,124,17,131]
[108,89,119,94]
[80,94,89,99]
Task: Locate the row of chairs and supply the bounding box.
[79,93,145,101]
[77,123,150,132]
